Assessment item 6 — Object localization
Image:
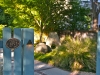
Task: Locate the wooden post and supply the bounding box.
[13,28,22,75]
[96,31,100,75]
[91,0,99,31]
[23,28,34,75]
[2,28,34,75]
[3,28,12,75]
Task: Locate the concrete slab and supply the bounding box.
[34,60,54,71]
[79,72,95,75]
[34,72,41,75]
[34,60,96,75]
[40,68,70,75]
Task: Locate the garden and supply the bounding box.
[0,0,98,73]
[34,35,97,73]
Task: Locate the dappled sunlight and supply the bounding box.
[0,0,97,73]
[71,61,83,71]
[15,4,25,10]
[35,35,96,72]
[34,32,47,44]
[69,70,80,75]
[92,19,98,31]
[35,64,48,69]
[56,36,96,71]
[0,25,6,39]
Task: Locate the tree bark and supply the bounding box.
[91,0,99,31]
[40,21,43,42]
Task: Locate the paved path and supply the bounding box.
[34,60,96,75]
[34,60,70,75]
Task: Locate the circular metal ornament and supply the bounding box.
[6,38,20,50]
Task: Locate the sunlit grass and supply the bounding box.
[34,36,96,72]
[0,25,6,39]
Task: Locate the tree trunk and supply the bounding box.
[91,0,99,31]
[40,23,43,42]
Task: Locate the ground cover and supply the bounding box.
[34,36,96,73]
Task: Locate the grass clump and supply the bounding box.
[34,36,96,72]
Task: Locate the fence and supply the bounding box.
[0,28,34,75]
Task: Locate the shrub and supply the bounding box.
[34,36,96,72]
[52,36,96,72]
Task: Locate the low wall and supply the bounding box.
[59,30,97,42]
[34,31,97,44]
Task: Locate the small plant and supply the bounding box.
[52,36,96,72]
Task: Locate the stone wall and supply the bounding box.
[34,31,97,45]
[59,30,97,42]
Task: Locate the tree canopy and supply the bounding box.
[0,0,91,41]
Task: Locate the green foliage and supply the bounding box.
[34,53,51,63]
[0,6,13,27]
[58,1,91,31]
[34,36,96,72]
[0,25,5,39]
[53,37,96,72]
[0,0,91,41]
[0,0,91,29]
[0,0,34,28]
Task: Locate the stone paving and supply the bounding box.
[34,60,96,75]
[34,60,70,75]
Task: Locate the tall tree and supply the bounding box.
[0,0,91,41]
[55,0,91,34]
[0,0,60,42]
[32,0,65,42]
[91,0,99,31]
